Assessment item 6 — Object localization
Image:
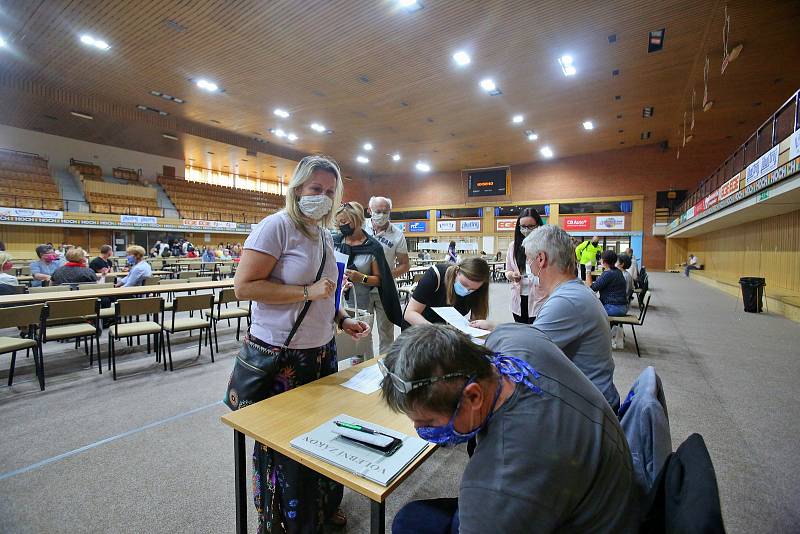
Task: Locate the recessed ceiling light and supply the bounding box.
[397,0,423,11]
[526,131,538,141]
[162,133,178,141]
[310,122,326,132]
[273,128,286,138]
[582,120,594,130]
[195,79,219,92]
[558,55,576,76]
[452,50,471,66]
[415,161,431,172]
[540,146,554,158]
[479,78,496,92]
[363,143,373,151]
[287,133,298,142]
[70,111,94,120]
[79,34,111,50]
[0,36,7,48]
[392,154,401,161]
[512,114,524,124]
[356,155,369,164]
[274,108,290,118]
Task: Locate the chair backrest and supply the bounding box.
[8,285,27,294]
[159,278,190,285]
[150,259,164,269]
[78,282,115,290]
[0,303,44,329]
[116,297,163,318]
[172,293,213,313]
[217,288,239,305]
[29,285,73,294]
[45,298,99,321]
[189,276,213,283]
[218,266,233,275]
[19,266,31,276]
[178,270,200,279]
[143,276,162,286]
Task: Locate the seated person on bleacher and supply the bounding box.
[383,323,638,534]
[51,247,98,285]
[0,252,19,293]
[201,246,216,262]
[589,250,629,317]
[115,245,151,287]
[89,245,114,274]
[29,244,66,287]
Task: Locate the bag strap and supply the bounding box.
[282,239,327,348]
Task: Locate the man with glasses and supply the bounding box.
[381,323,637,533]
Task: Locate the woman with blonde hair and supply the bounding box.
[51,247,99,285]
[232,155,369,531]
[115,245,151,287]
[404,256,490,325]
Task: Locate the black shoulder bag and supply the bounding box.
[224,245,327,411]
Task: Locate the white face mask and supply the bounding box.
[371,212,390,226]
[520,227,533,237]
[298,194,332,220]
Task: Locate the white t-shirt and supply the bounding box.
[364,221,407,270]
[0,273,19,286]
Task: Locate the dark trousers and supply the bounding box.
[684,265,699,277]
[392,498,459,534]
[579,263,587,281]
[512,295,535,324]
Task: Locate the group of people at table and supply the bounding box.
[228,155,648,533]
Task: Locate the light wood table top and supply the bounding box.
[107,270,172,278]
[0,280,234,306]
[220,359,435,502]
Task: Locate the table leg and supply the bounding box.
[370,499,385,534]
[234,430,248,534]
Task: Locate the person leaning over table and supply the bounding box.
[233,155,370,532]
[115,245,151,287]
[505,207,547,324]
[404,257,490,326]
[51,247,99,285]
[29,243,66,287]
[575,235,602,282]
[382,323,638,534]
[470,225,620,411]
[89,244,114,274]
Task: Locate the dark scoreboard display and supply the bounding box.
[467,168,508,197]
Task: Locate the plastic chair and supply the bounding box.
[108,297,165,380]
[0,304,44,390]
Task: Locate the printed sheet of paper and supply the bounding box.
[431,307,490,337]
[341,364,384,394]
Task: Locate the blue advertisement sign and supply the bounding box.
[408,221,427,233]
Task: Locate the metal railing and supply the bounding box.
[673,88,799,220]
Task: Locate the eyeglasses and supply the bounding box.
[519,225,538,230]
[378,359,473,394]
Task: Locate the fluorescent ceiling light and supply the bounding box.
[0,36,7,48]
[397,0,423,11]
[79,34,110,50]
[558,55,576,76]
[416,161,431,172]
[356,155,369,163]
[274,129,286,138]
[479,78,496,92]
[70,111,94,120]
[582,120,594,130]
[162,133,178,141]
[273,108,290,118]
[392,154,401,161]
[196,79,219,92]
[512,114,524,124]
[287,133,298,142]
[310,122,326,132]
[452,51,471,66]
[363,143,373,151]
[540,146,554,158]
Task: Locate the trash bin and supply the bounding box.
[739,277,766,313]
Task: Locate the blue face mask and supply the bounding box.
[453,279,475,297]
[126,255,135,266]
[415,355,542,447]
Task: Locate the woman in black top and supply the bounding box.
[589,250,628,317]
[51,247,98,285]
[405,257,490,325]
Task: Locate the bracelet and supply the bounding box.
[303,285,309,302]
[337,315,348,329]
[362,273,368,283]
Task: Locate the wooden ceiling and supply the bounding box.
[0,0,798,177]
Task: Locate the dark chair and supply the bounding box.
[609,292,651,358]
[108,297,166,380]
[206,288,251,352]
[0,303,44,390]
[40,298,102,388]
[162,293,215,367]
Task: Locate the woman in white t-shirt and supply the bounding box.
[233,156,369,531]
[505,208,547,323]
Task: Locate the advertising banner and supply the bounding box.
[703,189,719,210]
[495,218,517,231]
[595,215,625,230]
[718,175,740,201]
[0,207,63,219]
[392,222,405,232]
[121,215,158,225]
[181,219,238,230]
[791,129,800,159]
[408,221,427,233]
[745,145,780,186]
[563,216,591,230]
[437,220,456,232]
[459,219,481,232]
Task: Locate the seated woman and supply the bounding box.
[115,245,152,287]
[589,250,628,317]
[51,247,98,285]
[185,245,199,258]
[617,253,634,302]
[405,257,490,325]
[0,252,19,295]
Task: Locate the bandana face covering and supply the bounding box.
[298,194,333,220]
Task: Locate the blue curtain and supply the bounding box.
[478,208,483,217]
[620,201,633,213]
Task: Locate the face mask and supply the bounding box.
[2,261,12,271]
[43,253,58,262]
[371,212,390,226]
[592,241,599,246]
[126,255,135,265]
[453,278,475,297]
[298,194,333,220]
[520,227,533,237]
[339,223,354,237]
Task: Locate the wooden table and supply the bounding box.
[220,359,435,534]
[0,280,234,306]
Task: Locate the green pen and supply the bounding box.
[334,420,385,436]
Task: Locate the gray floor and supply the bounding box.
[0,273,798,533]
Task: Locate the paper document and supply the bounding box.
[432,307,490,337]
[341,364,384,394]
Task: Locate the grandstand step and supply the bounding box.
[54,169,89,212]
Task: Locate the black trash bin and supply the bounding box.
[739,277,766,313]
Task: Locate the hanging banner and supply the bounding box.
[495,218,517,231]
[181,219,238,230]
[408,221,427,233]
[437,220,456,232]
[718,175,740,201]
[0,207,63,219]
[791,129,800,160]
[459,219,481,232]
[121,215,158,225]
[563,216,591,230]
[745,145,780,186]
[595,215,625,230]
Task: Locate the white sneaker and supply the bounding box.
[611,340,617,350]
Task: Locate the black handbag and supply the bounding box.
[224,246,327,411]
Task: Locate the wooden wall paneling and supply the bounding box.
[0,226,66,257]
[89,230,114,254]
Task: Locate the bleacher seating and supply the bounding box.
[69,159,103,182]
[112,167,140,182]
[0,148,62,211]
[158,175,284,223]
[84,191,162,216]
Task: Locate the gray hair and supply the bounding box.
[523,225,576,272]
[285,155,344,236]
[368,196,393,210]
[381,324,494,415]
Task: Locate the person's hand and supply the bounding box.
[100,267,110,274]
[307,278,335,300]
[342,278,353,291]
[344,269,364,283]
[341,318,370,339]
[469,319,497,332]
[506,270,522,283]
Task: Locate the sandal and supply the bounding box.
[327,508,347,528]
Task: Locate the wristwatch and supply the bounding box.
[337,315,348,329]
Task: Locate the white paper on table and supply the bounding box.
[340,364,384,394]
[431,306,491,337]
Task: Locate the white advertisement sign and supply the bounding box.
[791,129,800,160]
[437,220,457,232]
[392,222,405,232]
[0,207,63,219]
[746,145,780,186]
[595,215,625,230]
[120,215,158,224]
[459,219,481,232]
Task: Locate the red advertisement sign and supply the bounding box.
[704,190,719,210]
[495,218,517,231]
[563,216,591,230]
[693,200,705,216]
[718,176,740,201]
